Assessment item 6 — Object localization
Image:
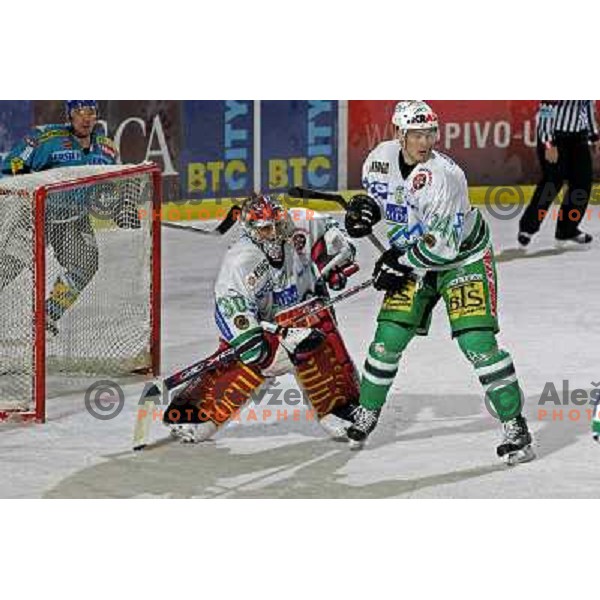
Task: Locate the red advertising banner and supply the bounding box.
[347,100,600,187]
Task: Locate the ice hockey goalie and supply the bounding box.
[163,193,362,443]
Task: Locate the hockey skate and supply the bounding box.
[346,406,381,450]
[555,230,593,246]
[496,415,535,465]
[168,421,217,444]
[319,401,361,441]
[517,232,532,247]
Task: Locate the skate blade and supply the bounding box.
[348,438,366,451]
[505,445,536,466]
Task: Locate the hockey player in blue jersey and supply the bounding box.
[0,101,137,335]
[2,100,117,175]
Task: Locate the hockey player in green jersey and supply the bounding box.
[345,101,534,465]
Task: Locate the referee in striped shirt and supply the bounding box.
[518,100,599,246]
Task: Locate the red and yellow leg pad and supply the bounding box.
[165,342,266,426]
[276,298,360,418]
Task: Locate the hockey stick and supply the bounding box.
[162,204,241,236]
[287,186,388,254]
[132,276,374,450]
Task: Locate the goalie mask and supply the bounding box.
[240,194,293,265]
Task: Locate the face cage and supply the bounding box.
[245,212,292,263]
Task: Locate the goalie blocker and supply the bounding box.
[163,297,360,438]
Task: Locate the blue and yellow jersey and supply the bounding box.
[1,123,118,175]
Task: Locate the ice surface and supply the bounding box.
[1,206,599,498]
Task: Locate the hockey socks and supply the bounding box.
[457,330,523,422]
[359,321,414,410]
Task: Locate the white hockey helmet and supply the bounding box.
[391,101,439,133]
[240,193,293,264]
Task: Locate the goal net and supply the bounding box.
[0,163,161,422]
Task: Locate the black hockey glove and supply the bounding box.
[344,194,382,238]
[372,247,414,292]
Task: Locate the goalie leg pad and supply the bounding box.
[164,342,267,427]
[278,298,360,418]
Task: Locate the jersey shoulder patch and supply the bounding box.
[36,125,71,144]
[409,167,434,192]
[96,135,117,150]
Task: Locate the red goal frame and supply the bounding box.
[0,163,162,423]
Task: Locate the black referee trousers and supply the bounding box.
[519,133,593,239]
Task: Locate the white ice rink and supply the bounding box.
[1,205,599,498]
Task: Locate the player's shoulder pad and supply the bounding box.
[430,150,465,177]
[224,236,271,290]
[364,139,400,174]
[35,123,71,144]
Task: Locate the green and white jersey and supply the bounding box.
[362,140,491,273]
[213,208,352,359]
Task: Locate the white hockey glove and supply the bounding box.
[259,322,325,377]
[314,227,358,291]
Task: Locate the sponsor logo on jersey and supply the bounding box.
[446,278,486,321]
[385,203,408,224]
[394,187,404,205]
[233,314,250,330]
[447,273,483,287]
[273,285,299,308]
[366,180,388,201]
[369,160,389,175]
[24,136,38,148]
[411,168,432,191]
[246,259,270,289]
[62,139,73,149]
[422,233,436,248]
[50,150,82,163]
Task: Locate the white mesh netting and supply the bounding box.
[0,164,158,419]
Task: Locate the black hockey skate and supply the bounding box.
[346,406,381,450]
[320,401,361,441]
[496,415,535,465]
[517,232,532,247]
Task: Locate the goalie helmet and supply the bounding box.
[391,100,438,133]
[65,100,98,119]
[240,194,293,265]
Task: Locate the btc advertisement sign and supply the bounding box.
[261,100,338,192]
[348,100,600,187]
[181,101,254,200]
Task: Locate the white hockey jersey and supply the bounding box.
[362,140,491,272]
[213,208,353,352]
